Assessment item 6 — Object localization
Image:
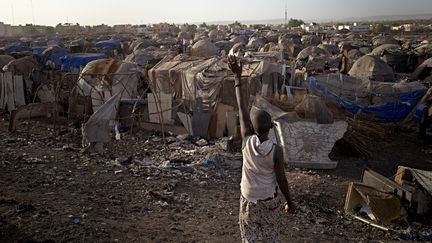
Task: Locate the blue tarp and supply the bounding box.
[94,40,121,49]
[32,47,47,55]
[5,44,32,54]
[307,77,427,123]
[61,53,107,72]
[42,48,70,67]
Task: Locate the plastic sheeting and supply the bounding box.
[41,47,69,67]
[307,75,427,123]
[94,40,121,49]
[4,44,32,54]
[148,55,283,109]
[61,53,107,73]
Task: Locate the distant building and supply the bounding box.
[217,25,229,33]
[56,23,84,35]
[301,23,322,33]
[0,22,14,37]
[113,24,134,33]
[151,23,178,33]
[338,23,370,32]
[391,24,416,32]
[136,25,149,35]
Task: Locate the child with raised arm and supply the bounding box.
[228,55,295,243]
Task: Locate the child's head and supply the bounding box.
[250,108,273,136]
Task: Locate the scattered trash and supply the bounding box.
[195,139,208,147]
[72,217,80,225]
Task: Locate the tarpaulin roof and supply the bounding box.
[32,47,47,55]
[4,44,32,54]
[61,53,107,73]
[41,46,70,67]
[349,55,395,82]
[412,57,432,80]
[94,40,121,49]
[307,74,427,123]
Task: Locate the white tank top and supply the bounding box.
[240,135,277,203]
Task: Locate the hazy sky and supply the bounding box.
[1,0,431,26]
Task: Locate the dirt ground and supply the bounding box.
[1,117,432,243]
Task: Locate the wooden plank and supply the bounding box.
[0,73,5,109]
[4,72,15,111]
[148,92,173,124]
[361,168,412,202]
[215,103,234,138]
[192,111,212,139]
[13,75,26,107]
[226,111,239,138]
[177,112,193,135]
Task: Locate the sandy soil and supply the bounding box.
[1,118,432,242]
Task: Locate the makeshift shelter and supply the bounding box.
[415,44,432,58]
[190,39,218,57]
[318,44,340,55]
[4,43,32,55]
[208,30,221,41]
[148,55,284,124]
[247,37,265,50]
[178,31,193,40]
[229,36,247,46]
[215,41,235,55]
[412,57,432,81]
[125,48,176,66]
[229,42,246,56]
[297,46,330,60]
[348,55,395,82]
[371,44,409,72]
[0,55,14,70]
[307,74,427,123]
[296,46,334,72]
[94,39,122,50]
[301,35,321,46]
[265,32,279,43]
[40,46,70,68]
[130,39,156,52]
[252,95,347,169]
[372,35,398,47]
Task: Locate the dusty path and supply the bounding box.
[1,119,431,242]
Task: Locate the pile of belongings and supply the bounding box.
[345,167,432,227]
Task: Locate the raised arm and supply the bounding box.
[274,145,295,214]
[228,55,252,139]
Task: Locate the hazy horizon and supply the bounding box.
[0,0,432,26]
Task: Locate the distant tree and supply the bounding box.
[183,23,197,33]
[208,25,218,31]
[229,21,242,27]
[46,27,55,35]
[287,18,305,28]
[199,22,208,28]
[56,23,62,28]
[374,23,386,33]
[23,25,39,35]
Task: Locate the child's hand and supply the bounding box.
[284,202,296,214]
[228,55,243,78]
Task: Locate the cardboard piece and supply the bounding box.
[344,182,407,225]
[394,166,432,215]
[361,168,413,202]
